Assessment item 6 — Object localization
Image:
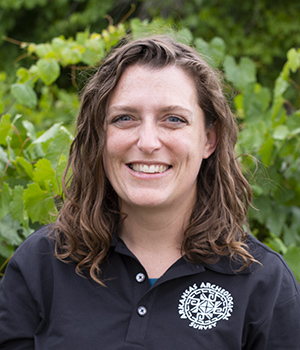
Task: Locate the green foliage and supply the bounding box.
[232,48,300,281]
[138,0,300,85]
[0,23,126,276]
[0,114,74,262]
[0,0,117,75]
[0,18,300,282]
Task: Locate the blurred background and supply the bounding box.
[0,0,300,280]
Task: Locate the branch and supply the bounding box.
[118,4,136,25]
[0,99,16,120]
[2,35,28,47]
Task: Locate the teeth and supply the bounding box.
[131,164,169,174]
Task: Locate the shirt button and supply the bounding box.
[136,273,146,283]
[137,306,147,317]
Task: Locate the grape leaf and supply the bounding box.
[37,58,60,85]
[0,182,10,221]
[11,83,38,108]
[23,183,56,223]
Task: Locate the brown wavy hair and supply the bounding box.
[54,35,256,283]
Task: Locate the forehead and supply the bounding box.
[107,64,198,107]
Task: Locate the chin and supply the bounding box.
[121,195,170,210]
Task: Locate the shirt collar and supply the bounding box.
[201,235,261,275]
[110,234,259,276]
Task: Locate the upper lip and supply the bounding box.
[127,162,172,173]
[127,161,171,166]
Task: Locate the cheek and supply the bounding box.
[102,136,115,176]
[103,132,128,173]
[104,132,122,158]
[174,133,206,161]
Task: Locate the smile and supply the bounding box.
[128,164,171,174]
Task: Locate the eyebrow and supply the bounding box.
[107,105,193,116]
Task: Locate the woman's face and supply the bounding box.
[103,64,217,212]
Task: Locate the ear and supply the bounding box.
[203,123,218,159]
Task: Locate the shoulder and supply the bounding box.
[10,224,57,269]
[247,234,294,275]
[206,234,299,300]
[246,235,300,300]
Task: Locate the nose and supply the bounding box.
[137,121,161,154]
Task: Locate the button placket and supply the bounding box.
[126,287,158,345]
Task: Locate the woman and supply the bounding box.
[0,35,299,349]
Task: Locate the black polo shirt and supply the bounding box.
[0,225,299,349]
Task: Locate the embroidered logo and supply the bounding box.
[178,282,233,330]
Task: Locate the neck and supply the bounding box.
[119,202,193,278]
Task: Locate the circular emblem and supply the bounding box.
[178,282,234,330]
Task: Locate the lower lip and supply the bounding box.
[126,165,172,179]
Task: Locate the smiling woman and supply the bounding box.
[103,64,217,214]
[0,35,299,349]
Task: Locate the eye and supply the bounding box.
[108,114,138,129]
[167,116,185,123]
[164,115,187,128]
[112,115,132,123]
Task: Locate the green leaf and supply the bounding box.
[254,84,271,112]
[287,48,300,73]
[283,224,300,246]
[0,240,14,259]
[0,114,12,146]
[81,37,105,65]
[209,37,226,66]
[23,183,56,223]
[33,158,57,192]
[32,123,61,145]
[45,126,73,168]
[279,138,297,157]
[0,146,9,165]
[12,114,22,124]
[223,55,238,85]
[242,84,268,124]
[16,156,34,178]
[259,137,274,166]
[239,57,256,87]
[223,55,256,90]
[22,120,36,140]
[0,214,23,246]
[195,38,214,66]
[176,27,194,45]
[11,83,38,108]
[34,43,53,58]
[0,182,10,221]
[272,76,289,118]
[239,122,266,153]
[265,235,287,255]
[9,186,26,225]
[283,245,300,281]
[266,206,287,237]
[37,58,60,85]
[16,67,30,83]
[273,125,289,140]
[85,37,105,53]
[76,31,89,45]
[51,37,66,55]
[234,94,244,119]
[5,135,16,162]
[60,47,82,66]
[250,195,273,224]
[274,76,289,97]
[81,49,99,66]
